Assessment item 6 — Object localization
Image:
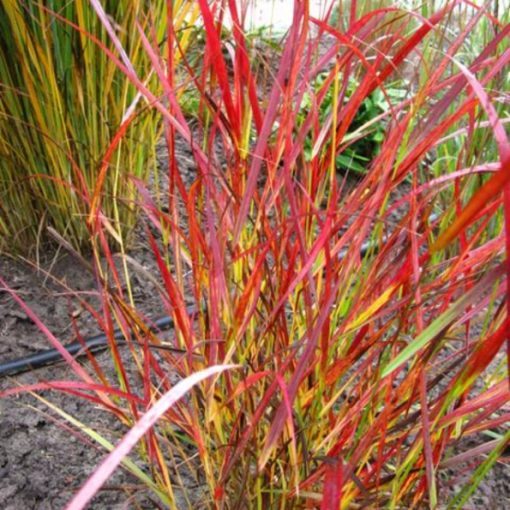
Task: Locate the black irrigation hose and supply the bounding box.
[0,306,198,378]
[0,213,438,378]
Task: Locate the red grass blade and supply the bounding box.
[320,457,343,510]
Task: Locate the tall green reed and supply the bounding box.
[0,0,166,253]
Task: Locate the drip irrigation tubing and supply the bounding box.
[0,213,437,378]
[0,306,198,378]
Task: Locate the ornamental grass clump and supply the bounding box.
[0,0,198,254]
[1,1,510,508]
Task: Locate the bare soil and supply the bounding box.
[0,254,166,509]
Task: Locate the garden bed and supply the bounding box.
[1,141,509,509]
[1,2,510,509]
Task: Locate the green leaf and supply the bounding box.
[381,264,505,378]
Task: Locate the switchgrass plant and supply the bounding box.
[0,0,198,254]
[2,1,510,508]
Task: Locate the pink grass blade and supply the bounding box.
[432,56,510,252]
[0,277,96,385]
[88,0,137,76]
[441,439,508,469]
[66,364,236,510]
